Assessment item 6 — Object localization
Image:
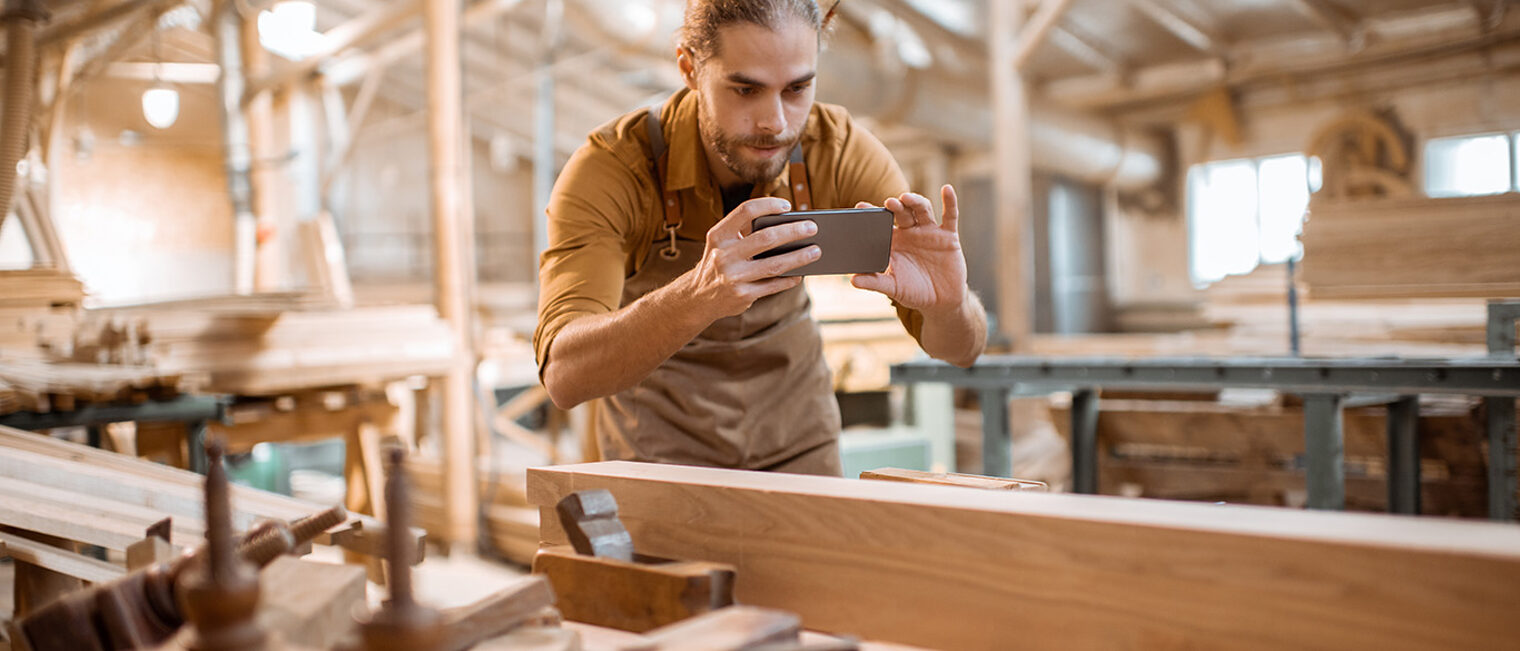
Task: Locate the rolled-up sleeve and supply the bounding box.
[533,143,644,368]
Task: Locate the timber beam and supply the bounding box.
[529,461,1520,651]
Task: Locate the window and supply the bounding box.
[1187,154,1316,286]
[1424,133,1517,198]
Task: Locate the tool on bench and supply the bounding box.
[349,447,557,651]
[541,490,858,650]
[533,489,736,633]
[17,440,347,651]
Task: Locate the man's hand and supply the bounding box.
[850,185,968,317]
[677,197,821,323]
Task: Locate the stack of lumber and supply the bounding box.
[806,276,919,392]
[0,359,183,415]
[1301,193,1520,299]
[91,298,459,395]
[0,268,85,310]
[408,456,539,565]
[1048,392,1487,516]
[1041,264,1501,358]
[531,462,1520,650]
[0,424,390,553]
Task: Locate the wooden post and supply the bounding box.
[426,0,478,548]
[991,0,1034,348]
[532,0,563,265]
[242,15,283,292]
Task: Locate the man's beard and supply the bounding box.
[699,108,800,186]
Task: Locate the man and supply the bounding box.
[534,0,987,476]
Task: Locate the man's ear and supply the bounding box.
[677,48,699,91]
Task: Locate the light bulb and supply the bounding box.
[272,0,315,34]
[142,85,180,129]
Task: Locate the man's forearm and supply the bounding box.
[541,276,711,408]
[918,291,987,368]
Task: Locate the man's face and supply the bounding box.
[682,17,818,188]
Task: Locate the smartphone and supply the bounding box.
[751,207,894,277]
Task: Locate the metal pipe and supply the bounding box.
[213,0,258,293]
[0,0,47,235]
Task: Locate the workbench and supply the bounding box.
[893,304,1520,521]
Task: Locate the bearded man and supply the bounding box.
[534,0,987,475]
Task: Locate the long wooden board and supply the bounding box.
[529,462,1520,651]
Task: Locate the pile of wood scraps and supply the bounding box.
[0,268,86,311]
[0,358,184,415]
[90,300,459,395]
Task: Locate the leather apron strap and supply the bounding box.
[645,98,814,257]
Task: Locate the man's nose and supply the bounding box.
[754,95,786,135]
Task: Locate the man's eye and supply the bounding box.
[788,84,811,94]
[734,86,755,96]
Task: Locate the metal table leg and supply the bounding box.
[1304,394,1345,510]
[188,420,209,475]
[1487,396,1517,521]
[1071,389,1099,495]
[1386,396,1420,515]
[979,387,1010,477]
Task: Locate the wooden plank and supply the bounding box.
[0,426,415,554]
[0,531,125,584]
[529,462,1520,650]
[859,468,1047,491]
[642,606,800,651]
[256,556,367,649]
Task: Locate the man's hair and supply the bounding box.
[679,0,841,61]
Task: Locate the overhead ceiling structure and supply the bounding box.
[14,0,1518,167]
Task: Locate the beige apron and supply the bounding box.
[591,100,842,476]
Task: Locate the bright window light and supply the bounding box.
[1188,154,1313,285]
[1258,155,1309,264]
[259,0,325,61]
[1424,133,1512,197]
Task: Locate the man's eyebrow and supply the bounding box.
[724,71,817,87]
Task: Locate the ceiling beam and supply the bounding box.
[1046,7,1516,111]
[243,0,431,103]
[1013,0,1078,69]
[103,61,220,83]
[1127,0,1221,55]
[321,0,526,87]
[1048,24,1123,74]
[1290,0,1365,48]
[38,0,185,47]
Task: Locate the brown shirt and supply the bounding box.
[534,87,924,367]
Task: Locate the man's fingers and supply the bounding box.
[897,192,935,226]
[736,244,819,280]
[712,197,793,243]
[855,201,875,209]
[884,197,914,229]
[851,272,896,296]
[941,184,960,232]
[748,275,805,299]
[737,219,816,259]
